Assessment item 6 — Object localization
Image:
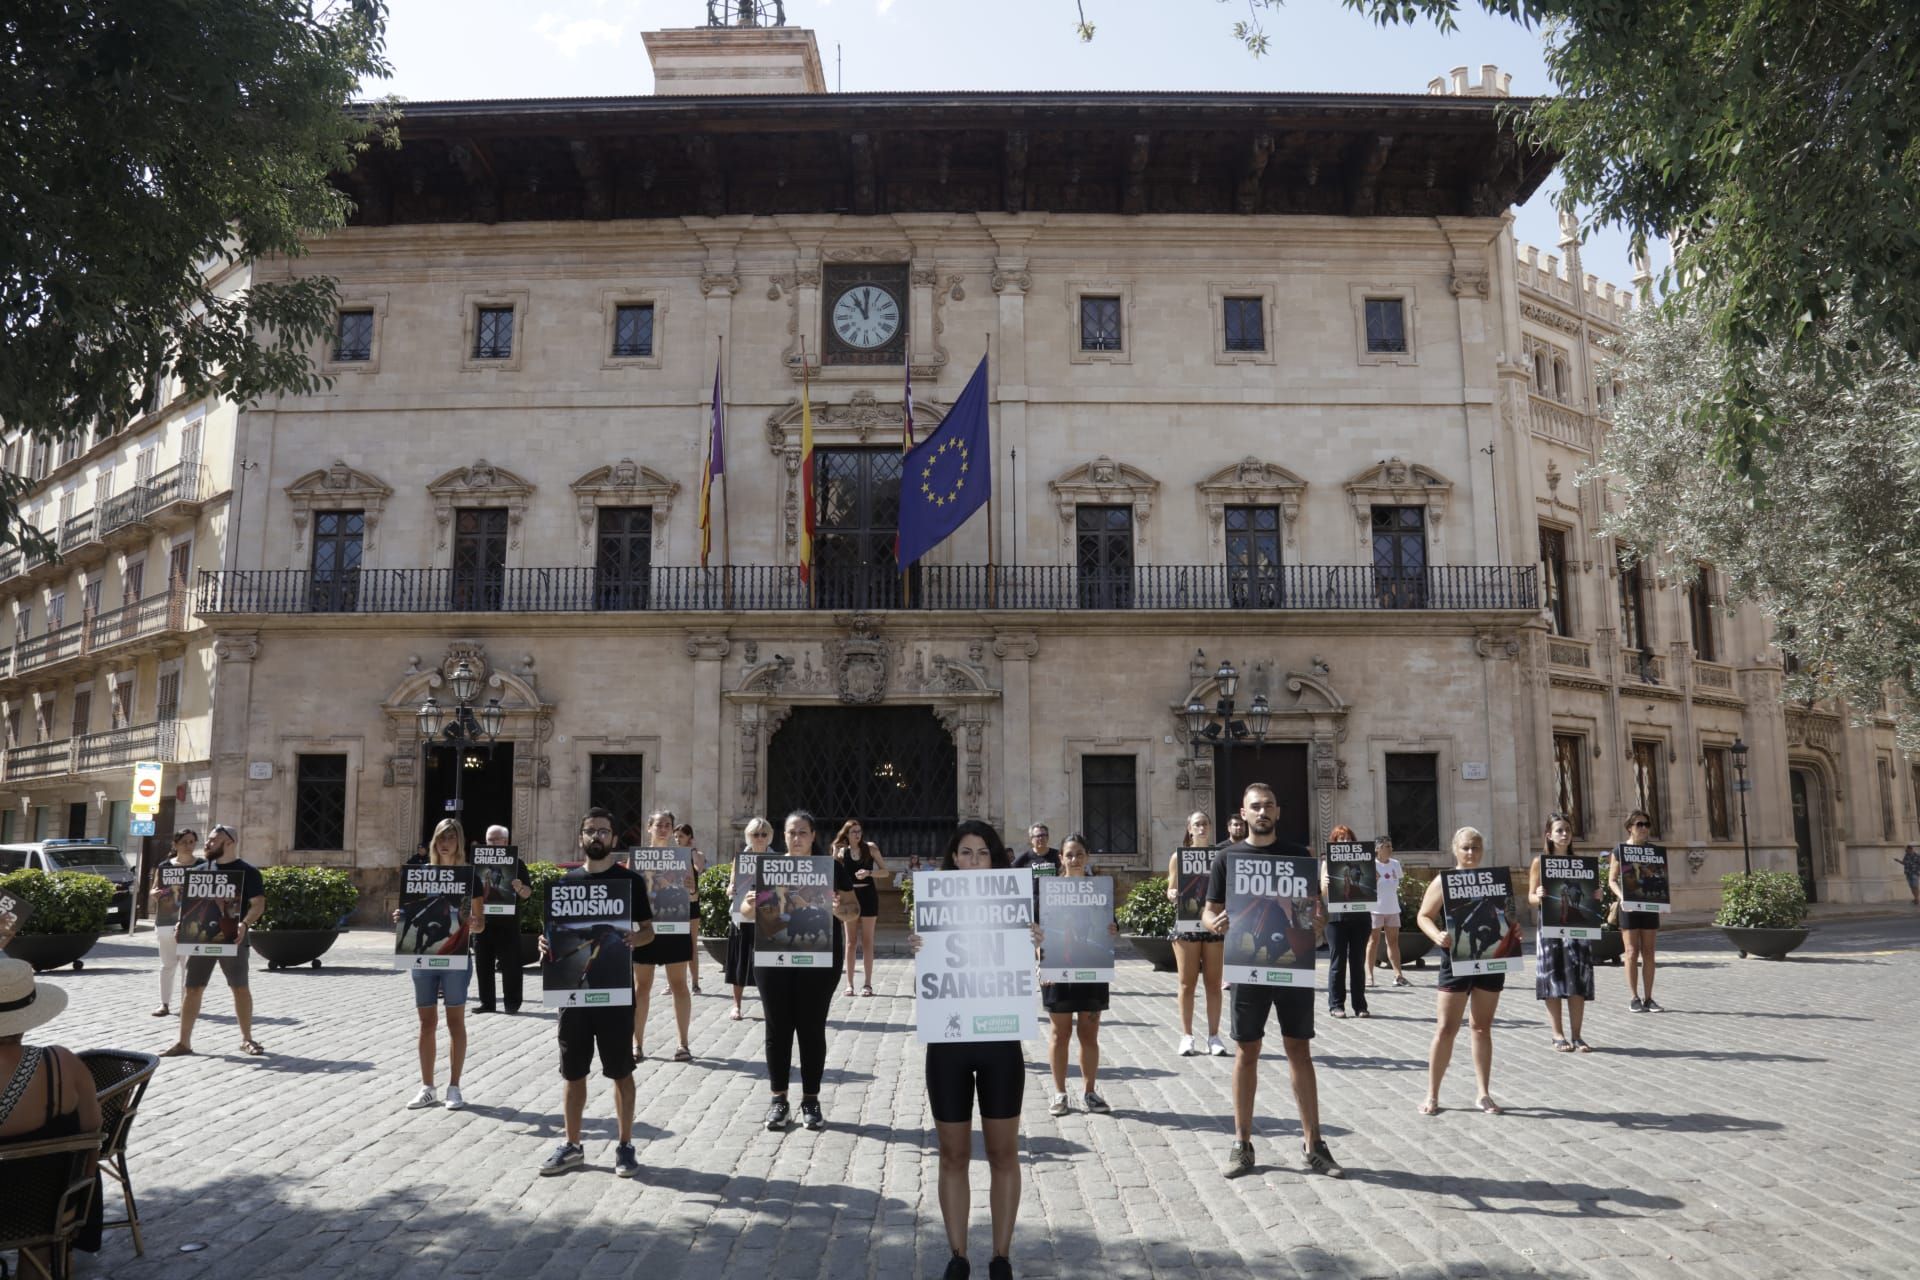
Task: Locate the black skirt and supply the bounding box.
[723,924,757,986]
[1042,982,1110,1014]
[634,931,692,967]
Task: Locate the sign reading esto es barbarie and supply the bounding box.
[914,868,1038,1043]
[1441,867,1527,977]
[394,865,475,970]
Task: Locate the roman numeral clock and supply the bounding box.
[822,264,908,366]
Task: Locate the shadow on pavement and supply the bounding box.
[1599,1045,1826,1064]
[1344,1167,1685,1217]
[1519,1105,1783,1133]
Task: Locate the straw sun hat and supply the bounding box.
[0,957,68,1038]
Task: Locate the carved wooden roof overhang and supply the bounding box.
[338,92,1554,225]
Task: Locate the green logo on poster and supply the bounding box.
[792,955,814,966]
[1266,970,1291,984]
[428,958,449,968]
[1073,970,1096,981]
[1487,961,1508,972]
[972,1014,1019,1035]
[584,992,610,1005]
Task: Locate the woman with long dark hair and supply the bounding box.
[1165,810,1227,1057]
[724,817,774,1021]
[634,809,695,1062]
[832,817,890,997]
[1610,808,1665,1012]
[1043,833,1116,1116]
[1530,812,1595,1051]
[1322,824,1370,1019]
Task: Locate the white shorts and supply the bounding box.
[1370,912,1400,928]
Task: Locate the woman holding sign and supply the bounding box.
[392,818,487,1111]
[1165,810,1227,1057]
[1530,813,1596,1051]
[1321,825,1370,1019]
[724,818,775,1020]
[148,828,200,1017]
[1043,834,1118,1116]
[1414,826,1509,1116]
[1609,809,1665,1013]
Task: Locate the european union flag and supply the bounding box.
[896,356,991,568]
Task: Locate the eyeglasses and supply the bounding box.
[1631,821,1651,829]
[581,827,614,838]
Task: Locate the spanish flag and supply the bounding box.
[798,360,816,586]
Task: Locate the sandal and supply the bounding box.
[861,984,873,997]
[150,1005,170,1018]
[1477,1095,1504,1115]
[238,1039,266,1057]
[1393,976,1411,987]
[673,1046,693,1063]
[1571,1037,1593,1053]
[1551,1037,1573,1053]
[160,1044,194,1058]
[1418,1098,1440,1116]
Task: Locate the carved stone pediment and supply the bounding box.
[1198,457,1308,549]
[426,460,535,550]
[826,614,890,705]
[569,460,679,548]
[286,461,393,554]
[1344,457,1453,549]
[1048,455,1160,524]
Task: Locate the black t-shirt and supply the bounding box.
[195,856,266,907]
[1014,848,1062,873]
[1206,839,1316,905]
[563,862,654,926]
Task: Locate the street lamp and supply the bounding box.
[1730,736,1752,876]
[1186,658,1271,831]
[418,658,504,835]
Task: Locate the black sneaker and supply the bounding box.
[1223,1139,1254,1178]
[1642,998,1665,1013]
[764,1097,791,1131]
[800,1098,826,1131]
[1629,997,1645,1013]
[943,1255,971,1280]
[988,1257,1012,1280]
[1303,1139,1345,1179]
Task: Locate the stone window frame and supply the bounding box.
[1551,726,1593,841]
[460,289,529,373]
[276,735,363,859]
[426,459,535,555]
[1197,457,1307,560]
[600,288,669,371]
[1047,455,1159,563]
[286,461,393,565]
[1062,737,1154,868]
[322,291,388,376]
[1068,280,1134,366]
[107,669,136,729]
[1343,457,1453,563]
[1350,282,1419,367]
[568,460,680,554]
[1367,733,1454,856]
[1209,282,1278,366]
[1538,518,1578,636]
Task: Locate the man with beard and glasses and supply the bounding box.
[162,824,268,1058]
[1203,783,1342,1181]
[538,807,654,1178]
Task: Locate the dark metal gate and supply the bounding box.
[765,706,957,861]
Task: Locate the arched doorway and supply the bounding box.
[766,706,957,861]
[1788,767,1823,903]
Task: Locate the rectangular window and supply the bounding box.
[180,421,203,469]
[308,510,364,613]
[69,689,91,739]
[588,754,647,850]
[157,671,180,722]
[473,307,514,360]
[29,440,48,480]
[1222,297,1265,353]
[36,703,54,742]
[1688,564,1716,662]
[1385,752,1441,851]
[4,708,18,748]
[1074,505,1134,609]
[294,754,348,850]
[1619,556,1649,653]
[1630,739,1666,838]
[595,508,653,610]
[167,541,192,590]
[112,679,133,730]
[1080,755,1138,856]
[135,447,157,488]
[1879,757,1896,842]
[48,592,64,632]
[450,508,508,611]
[1078,296,1123,352]
[94,470,112,512]
[1372,505,1428,609]
[1540,525,1571,637]
[1364,297,1408,353]
[1224,505,1282,608]
[612,304,655,358]
[1704,747,1732,841]
[1553,733,1588,839]
[124,560,145,605]
[0,811,11,843]
[334,310,374,362]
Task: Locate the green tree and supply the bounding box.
[0,0,393,548]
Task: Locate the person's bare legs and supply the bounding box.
[445,1005,467,1087]
[860,917,878,988]
[613,1074,636,1143]
[1568,995,1586,1042]
[845,927,860,994]
[732,982,746,1017]
[689,925,701,991]
[563,1077,587,1144]
[1200,943,1224,1036]
[1623,931,1646,1001]
[935,1119,973,1258]
[664,962,692,1051]
[416,1006,437,1084]
[1048,1012,1072,1093]
[1172,938,1199,1036]
[232,986,255,1044]
[633,962,656,1055]
[983,1114,1022,1260]
[1076,1012,1102,1093]
[172,985,206,1051]
[1640,931,1659,1004]
[1467,986,1502,1106]
[1544,995,1565,1040]
[1231,1038,1260,1141]
[1384,926,1404,980]
[1365,929,1379,984]
[1281,1035,1320,1147]
[1423,990,1469,1110]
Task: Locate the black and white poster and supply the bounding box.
[913,868,1038,1043]
[542,877,636,1008]
[1222,852,1321,988]
[394,865,475,970]
[754,855,836,968]
[0,888,29,949]
[1617,844,1672,914]
[471,845,519,916]
[1324,841,1379,915]
[1037,876,1115,982]
[177,868,246,957]
[1174,847,1214,935]
[628,847,693,935]
[729,853,760,926]
[1540,854,1606,940]
[1441,868,1526,976]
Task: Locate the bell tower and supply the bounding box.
[644,2,827,96]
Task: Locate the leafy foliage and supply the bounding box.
[255,865,358,930]
[517,862,567,935]
[899,871,914,920]
[1396,866,1433,930]
[1117,875,1176,937]
[698,864,735,937]
[1712,870,1809,930]
[0,869,112,935]
[1,0,394,549]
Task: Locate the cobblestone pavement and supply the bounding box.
[33,914,1920,1280]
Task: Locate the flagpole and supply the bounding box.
[718,335,733,609]
[800,336,816,611]
[901,356,912,611]
[984,332,996,610]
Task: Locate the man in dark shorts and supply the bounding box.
[163,824,268,1058]
[539,807,655,1178]
[1203,783,1342,1180]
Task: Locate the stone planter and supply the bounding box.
[1125,934,1178,973]
[1720,925,1810,961]
[1588,930,1625,966]
[252,929,343,971]
[4,932,102,973]
[702,935,732,968]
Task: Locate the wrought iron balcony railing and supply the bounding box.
[4,737,73,782]
[75,720,178,774]
[199,563,1538,615]
[3,590,192,679]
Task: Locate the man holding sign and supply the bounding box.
[471,824,532,1014]
[1202,783,1341,1180]
[163,824,266,1058]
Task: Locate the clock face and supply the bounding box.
[831,284,902,350]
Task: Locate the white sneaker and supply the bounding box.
[444,1085,466,1110]
[1208,1035,1230,1057]
[406,1085,438,1110]
[1049,1092,1072,1116]
[1178,1034,1197,1057]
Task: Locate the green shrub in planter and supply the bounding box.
[698,864,734,935]
[255,866,359,931]
[1397,867,1435,930]
[0,869,112,935]
[1713,870,1809,929]
[900,874,914,920]
[517,862,566,935]
[1117,875,1175,938]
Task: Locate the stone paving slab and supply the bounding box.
[29,916,1920,1279]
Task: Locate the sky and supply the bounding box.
[374,0,1651,291]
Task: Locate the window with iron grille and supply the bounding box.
[1079,296,1123,352]
[1225,505,1281,607]
[1704,747,1731,840]
[157,671,180,722]
[451,509,508,611]
[1880,757,1896,841]
[1075,506,1134,609]
[1371,506,1427,608]
[589,754,647,850]
[1385,752,1440,851]
[1630,739,1665,838]
[334,310,374,362]
[309,510,364,614]
[473,307,515,360]
[1619,556,1649,653]
[612,304,655,358]
[1687,564,1716,662]
[1364,297,1408,353]
[1540,525,1571,636]
[1553,733,1588,839]
[69,689,90,739]
[595,508,652,609]
[1223,297,1265,352]
[1080,755,1137,856]
[294,754,348,850]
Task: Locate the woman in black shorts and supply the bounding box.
[833,818,889,997]
[1609,809,1664,1012]
[1415,825,1508,1115]
[912,820,1033,1280]
[1043,834,1117,1116]
[1165,810,1227,1057]
[634,809,695,1062]
[724,817,775,1021]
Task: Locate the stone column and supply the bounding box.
[208,631,259,840]
[994,631,1038,832]
[686,633,731,857]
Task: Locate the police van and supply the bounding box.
[0,838,138,932]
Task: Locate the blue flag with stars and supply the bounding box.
[896,356,991,568]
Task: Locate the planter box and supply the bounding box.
[1371,928,1434,969]
[252,929,344,970]
[1720,925,1810,961]
[702,936,731,968]
[1589,930,1625,966]
[1125,934,1178,973]
[4,932,101,973]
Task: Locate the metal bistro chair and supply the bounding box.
[0,1131,103,1280]
[76,1049,159,1256]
